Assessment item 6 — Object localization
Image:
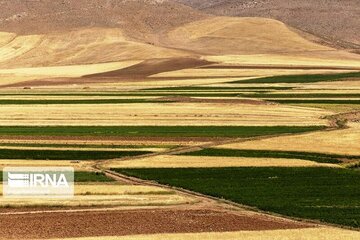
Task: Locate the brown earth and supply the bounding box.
[0,208,313,239]
[176,0,360,49]
[85,57,212,79]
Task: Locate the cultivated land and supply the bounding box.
[0,0,359,239]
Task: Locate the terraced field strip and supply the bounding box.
[115,167,360,228]
[268,99,360,104]
[47,228,360,240]
[0,92,245,97]
[107,155,338,168]
[0,126,326,138]
[244,93,360,98]
[0,142,176,149]
[218,123,360,156]
[0,99,172,105]
[178,148,360,164]
[0,148,152,160]
[144,86,294,91]
[230,72,360,84]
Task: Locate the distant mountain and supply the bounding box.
[0,0,358,69]
[0,0,207,43]
[175,0,360,50]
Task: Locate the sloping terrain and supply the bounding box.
[0,0,359,71]
[176,0,360,49]
[164,16,331,55]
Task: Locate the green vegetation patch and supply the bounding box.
[115,167,360,228]
[144,86,294,91]
[0,126,326,138]
[269,99,360,104]
[0,149,152,160]
[231,72,360,84]
[0,99,171,105]
[74,171,114,182]
[245,93,360,98]
[178,148,360,163]
[0,143,176,149]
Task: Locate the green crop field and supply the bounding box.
[0,149,152,160]
[0,143,175,149]
[268,99,360,104]
[0,126,325,138]
[115,167,360,228]
[230,72,360,84]
[178,148,360,163]
[0,99,169,105]
[144,86,294,91]
[245,93,360,98]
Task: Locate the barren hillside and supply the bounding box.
[0,0,359,70]
[176,0,360,49]
[0,0,208,43]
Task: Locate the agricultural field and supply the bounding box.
[0,1,359,239]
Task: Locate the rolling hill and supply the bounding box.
[0,0,359,86]
[176,0,360,50]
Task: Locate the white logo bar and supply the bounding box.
[3,167,74,198]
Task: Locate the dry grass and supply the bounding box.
[0,184,173,196]
[205,54,360,68]
[150,68,350,79]
[166,17,331,55]
[55,228,360,240]
[0,146,165,152]
[106,155,338,168]
[0,194,195,208]
[0,183,195,208]
[0,60,142,86]
[74,184,174,195]
[219,123,360,156]
[0,159,96,171]
[0,102,331,126]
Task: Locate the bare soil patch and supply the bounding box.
[0,208,312,239]
[85,58,212,79]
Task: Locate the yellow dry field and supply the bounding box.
[105,155,338,169]
[0,61,141,86]
[0,160,95,171]
[0,183,195,208]
[0,32,16,46]
[0,184,173,195]
[57,228,360,240]
[291,104,360,113]
[0,102,331,126]
[204,54,360,68]
[299,80,360,90]
[0,146,165,153]
[0,194,195,208]
[218,123,360,156]
[73,184,174,195]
